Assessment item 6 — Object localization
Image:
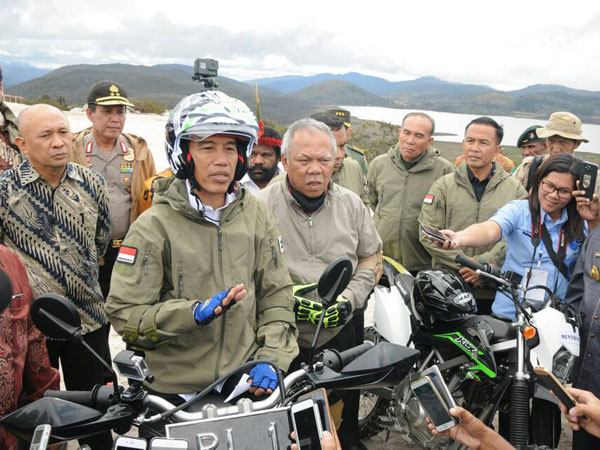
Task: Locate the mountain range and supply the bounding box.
[4,59,600,124]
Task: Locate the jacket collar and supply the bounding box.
[16,160,82,186]
[388,144,439,173]
[455,162,508,195]
[153,176,245,224]
[281,175,333,215]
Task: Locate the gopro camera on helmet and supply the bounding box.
[193,58,219,90]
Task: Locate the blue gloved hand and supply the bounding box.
[193,289,232,326]
[249,363,278,392]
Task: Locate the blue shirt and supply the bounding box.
[490,199,582,319]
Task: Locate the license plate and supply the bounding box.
[166,406,291,450]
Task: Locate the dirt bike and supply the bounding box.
[0,258,421,450]
[359,255,581,450]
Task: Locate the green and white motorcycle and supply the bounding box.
[359,255,581,450]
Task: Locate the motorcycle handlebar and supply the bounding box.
[321,342,374,372]
[45,385,118,411]
[455,254,502,278]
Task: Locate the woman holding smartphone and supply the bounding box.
[439,153,599,320]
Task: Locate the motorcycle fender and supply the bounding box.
[529,307,580,369]
[533,383,559,405]
[373,285,413,346]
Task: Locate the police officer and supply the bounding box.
[517,125,546,158]
[70,81,156,298]
[328,108,368,175]
[0,65,21,173]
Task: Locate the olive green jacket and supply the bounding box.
[346,144,368,175]
[368,145,454,272]
[332,157,369,208]
[105,177,298,394]
[418,163,528,275]
[257,178,382,348]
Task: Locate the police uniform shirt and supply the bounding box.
[83,133,133,239]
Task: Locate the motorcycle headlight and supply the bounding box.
[552,346,577,382]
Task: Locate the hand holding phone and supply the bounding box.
[291,399,323,450]
[534,366,577,410]
[411,376,457,432]
[579,161,598,201]
[420,223,449,245]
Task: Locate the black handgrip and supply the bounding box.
[45,389,94,406]
[321,342,373,371]
[455,254,486,272]
[455,254,503,278]
[45,385,118,411]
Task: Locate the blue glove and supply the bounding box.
[249,363,278,391]
[193,289,232,326]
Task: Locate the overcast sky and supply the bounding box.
[1,0,599,91]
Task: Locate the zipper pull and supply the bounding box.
[143,250,150,275]
[217,227,223,251]
[178,265,184,296]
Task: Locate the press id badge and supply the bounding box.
[523,268,549,302]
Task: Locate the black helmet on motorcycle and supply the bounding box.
[411,269,477,329]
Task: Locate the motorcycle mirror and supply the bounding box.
[31,294,83,342]
[31,294,122,398]
[317,257,352,308]
[0,268,13,315]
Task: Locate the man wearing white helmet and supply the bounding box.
[105,91,298,403]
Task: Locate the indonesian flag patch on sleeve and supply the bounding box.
[423,194,435,205]
[117,246,138,265]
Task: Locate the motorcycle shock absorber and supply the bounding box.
[509,378,529,449]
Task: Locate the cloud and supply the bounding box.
[1,0,599,90]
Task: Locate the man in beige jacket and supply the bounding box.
[70,81,156,298]
[257,118,382,450]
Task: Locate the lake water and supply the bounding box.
[343,106,600,154]
[9,102,600,174]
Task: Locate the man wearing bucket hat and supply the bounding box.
[517,125,546,158]
[514,112,599,193]
[70,81,156,299]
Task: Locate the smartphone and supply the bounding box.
[150,438,189,450]
[113,436,148,450]
[534,366,577,410]
[420,223,448,244]
[291,399,323,450]
[29,424,51,450]
[580,161,598,200]
[411,377,456,432]
[421,365,457,410]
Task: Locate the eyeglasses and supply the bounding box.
[540,180,573,199]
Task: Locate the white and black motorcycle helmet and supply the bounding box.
[411,269,477,329]
[165,91,259,192]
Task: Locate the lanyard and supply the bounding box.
[531,212,569,282]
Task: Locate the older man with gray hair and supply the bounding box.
[257,118,382,450]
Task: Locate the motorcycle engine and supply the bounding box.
[392,379,452,449]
